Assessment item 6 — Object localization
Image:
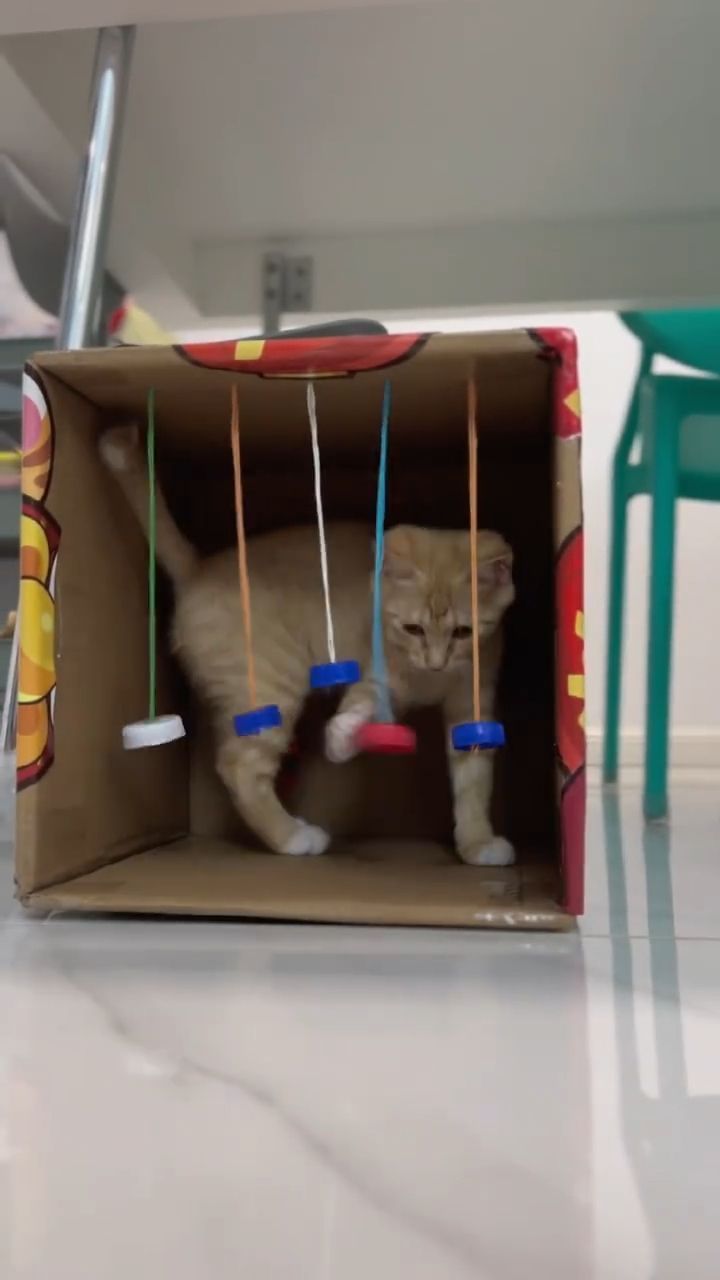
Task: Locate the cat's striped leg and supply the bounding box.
[325,680,377,763]
[443,690,515,867]
[216,718,330,856]
[446,747,515,867]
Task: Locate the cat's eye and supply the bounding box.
[452,625,473,640]
[403,623,425,637]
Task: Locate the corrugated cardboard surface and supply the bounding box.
[17,375,188,894]
[17,330,579,928]
[26,838,569,929]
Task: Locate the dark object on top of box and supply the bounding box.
[16,328,585,928]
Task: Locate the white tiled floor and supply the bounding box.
[1,776,719,1278]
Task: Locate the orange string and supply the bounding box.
[230,386,257,709]
[468,372,481,723]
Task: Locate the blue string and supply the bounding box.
[372,381,393,723]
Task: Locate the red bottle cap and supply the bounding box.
[355,722,417,754]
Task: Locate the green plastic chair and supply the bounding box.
[603,309,720,820]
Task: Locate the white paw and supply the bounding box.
[99,423,141,472]
[458,836,516,867]
[283,820,330,857]
[325,704,371,764]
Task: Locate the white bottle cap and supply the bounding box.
[122,714,186,750]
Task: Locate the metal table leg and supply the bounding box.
[0,620,18,753]
[1,24,135,751]
[58,25,136,349]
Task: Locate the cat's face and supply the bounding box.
[381,525,514,674]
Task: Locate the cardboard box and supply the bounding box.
[16,329,585,928]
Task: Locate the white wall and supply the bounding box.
[178,311,720,751]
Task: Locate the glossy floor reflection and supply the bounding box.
[1,779,719,1278]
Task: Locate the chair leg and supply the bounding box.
[603,365,647,784]
[603,467,629,783]
[644,403,679,822]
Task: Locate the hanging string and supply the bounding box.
[147,388,158,720]
[371,381,393,723]
[306,382,336,662]
[468,371,481,723]
[230,386,258,709]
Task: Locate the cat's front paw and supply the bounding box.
[282,819,330,857]
[457,836,515,867]
[325,703,371,764]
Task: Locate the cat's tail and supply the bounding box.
[99,423,198,588]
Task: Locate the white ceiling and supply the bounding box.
[0,0,432,38]
[145,1,720,232]
[3,0,720,323]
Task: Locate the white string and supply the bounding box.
[307,382,336,662]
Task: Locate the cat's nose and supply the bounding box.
[428,652,446,671]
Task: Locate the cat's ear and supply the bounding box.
[382,526,420,584]
[478,552,513,589]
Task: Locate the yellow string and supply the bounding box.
[230,386,257,709]
[468,372,481,723]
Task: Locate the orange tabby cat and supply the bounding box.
[100,424,515,865]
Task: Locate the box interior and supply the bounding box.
[20,333,570,928]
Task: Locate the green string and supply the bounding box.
[147,388,157,720]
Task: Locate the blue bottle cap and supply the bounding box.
[309,660,361,689]
[451,720,506,751]
[233,704,283,737]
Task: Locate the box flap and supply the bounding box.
[28,331,548,463]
